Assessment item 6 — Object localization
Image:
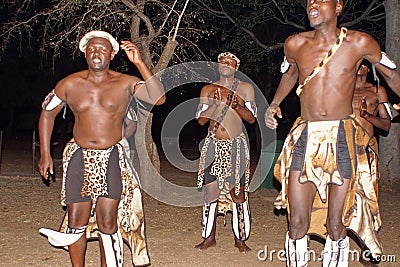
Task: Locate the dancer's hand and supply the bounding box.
[360,96,369,118]
[265,103,282,129]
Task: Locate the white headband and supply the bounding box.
[79,30,119,54]
[218,52,240,69]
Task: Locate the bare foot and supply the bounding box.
[194,238,216,250]
[234,239,251,253]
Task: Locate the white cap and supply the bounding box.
[79,30,119,54]
[218,52,240,69]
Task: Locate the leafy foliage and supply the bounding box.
[0,0,387,111]
[0,0,212,68]
[194,0,385,68]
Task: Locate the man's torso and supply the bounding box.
[289,30,365,121]
[63,70,133,149]
[206,82,248,139]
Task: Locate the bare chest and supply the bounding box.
[68,83,130,114]
[296,41,357,84]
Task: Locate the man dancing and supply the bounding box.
[265,0,400,266]
[195,52,257,253]
[308,62,392,261]
[38,30,165,267]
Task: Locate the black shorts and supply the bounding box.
[290,121,352,179]
[65,147,122,204]
[203,164,246,186]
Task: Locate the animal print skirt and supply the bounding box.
[59,138,150,266]
[197,132,250,196]
[274,116,382,258]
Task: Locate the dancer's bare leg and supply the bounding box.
[284,170,318,266]
[287,170,317,239]
[96,197,121,266]
[326,180,350,240]
[322,179,351,266]
[67,202,91,267]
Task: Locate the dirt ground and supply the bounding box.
[0,133,399,266]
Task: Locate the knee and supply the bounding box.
[204,183,221,203]
[326,217,345,240]
[230,187,245,203]
[289,214,309,239]
[68,214,89,229]
[97,214,118,234]
[231,194,245,203]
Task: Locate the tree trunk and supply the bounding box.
[379,124,400,186]
[129,2,163,194]
[135,109,161,193]
[380,0,400,186]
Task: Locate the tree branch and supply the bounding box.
[193,0,284,52]
[172,0,190,41]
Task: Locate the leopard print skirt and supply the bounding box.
[197,132,250,196]
[60,138,150,266]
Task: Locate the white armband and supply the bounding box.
[280,56,290,73]
[196,103,209,119]
[133,81,146,93]
[245,101,257,118]
[383,102,393,120]
[42,89,64,111]
[377,52,396,69]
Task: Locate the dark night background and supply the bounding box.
[0,1,396,152]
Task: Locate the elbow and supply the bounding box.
[39,110,55,122]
